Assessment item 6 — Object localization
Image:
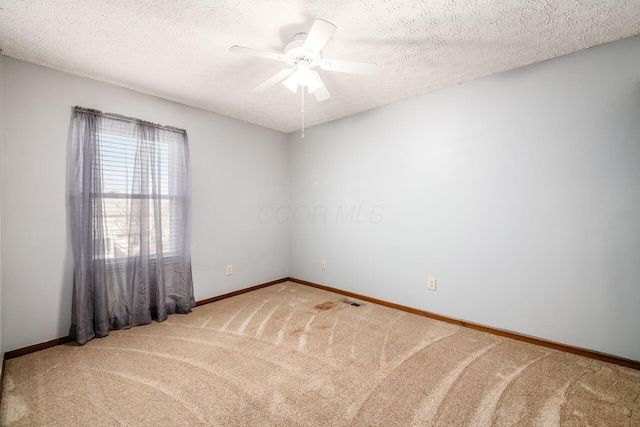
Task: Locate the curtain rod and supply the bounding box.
[73,106,186,134]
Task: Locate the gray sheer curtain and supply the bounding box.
[69,106,195,345]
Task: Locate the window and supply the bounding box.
[97,129,182,259]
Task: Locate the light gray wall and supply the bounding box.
[1,57,289,352]
[289,35,640,361]
[0,54,5,367]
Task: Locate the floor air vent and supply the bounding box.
[340,299,362,307]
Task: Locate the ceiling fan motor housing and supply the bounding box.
[284,33,320,67]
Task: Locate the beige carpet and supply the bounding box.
[1,281,639,426]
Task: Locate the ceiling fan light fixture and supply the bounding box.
[306,71,324,94]
[282,73,299,93]
[295,64,313,86]
[282,64,324,94]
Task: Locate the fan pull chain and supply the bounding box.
[301,88,305,138]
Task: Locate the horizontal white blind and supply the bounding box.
[94,119,186,259]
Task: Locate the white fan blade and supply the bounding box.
[313,84,331,102]
[252,69,294,92]
[229,45,286,62]
[303,19,337,52]
[319,58,377,76]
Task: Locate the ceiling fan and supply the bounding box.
[229,19,377,102]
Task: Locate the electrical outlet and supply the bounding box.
[321,260,326,270]
[428,277,436,291]
[226,265,233,276]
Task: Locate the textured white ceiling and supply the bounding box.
[1,1,639,133]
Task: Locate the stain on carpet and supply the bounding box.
[314,301,337,311]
